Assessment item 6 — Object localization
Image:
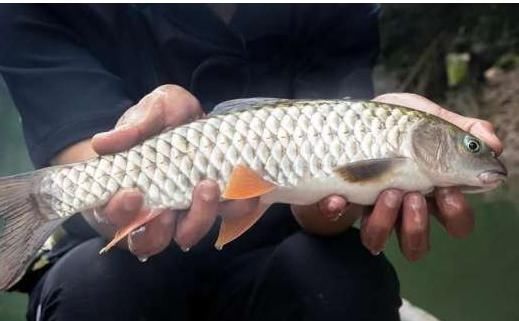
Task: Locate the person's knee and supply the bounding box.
[271,229,398,281]
[261,230,401,319]
[42,238,137,292]
[36,238,190,321]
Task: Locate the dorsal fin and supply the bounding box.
[210,97,289,116]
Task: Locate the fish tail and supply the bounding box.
[0,170,64,290]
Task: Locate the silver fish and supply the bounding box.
[0,98,507,290]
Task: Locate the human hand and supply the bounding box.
[90,85,255,259]
[364,93,502,261]
[293,93,503,261]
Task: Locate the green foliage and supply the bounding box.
[446,53,471,87]
[379,4,519,98]
[0,293,27,321]
[386,196,519,321]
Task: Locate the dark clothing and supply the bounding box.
[28,229,400,321]
[0,4,379,168]
[0,4,400,321]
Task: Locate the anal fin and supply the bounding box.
[215,202,270,250]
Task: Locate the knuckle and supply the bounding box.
[368,221,391,237]
[405,223,427,240]
[405,193,426,213]
[155,84,184,96]
[241,199,258,213]
[197,180,220,199]
[381,189,403,209]
[153,85,202,122]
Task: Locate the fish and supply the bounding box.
[0,98,507,290]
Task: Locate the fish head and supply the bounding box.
[411,119,507,193]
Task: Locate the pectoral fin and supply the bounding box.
[215,201,270,250]
[334,158,409,183]
[99,209,164,254]
[222,165,276,199]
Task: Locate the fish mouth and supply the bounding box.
[477,169,508,186]
[459,170,507,193]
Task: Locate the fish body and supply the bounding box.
[40,99,423,214]
[0,98,507,290]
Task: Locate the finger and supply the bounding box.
[434,187,475,238]
[373,93,502,154]
[464,120,502,155]
[101,189,144,226]
[219,198,259,218]
[398,193,430,261]
[92,85,203,155]
[127,209,176,258]
[361,189,403,254]
[174,180,220,251]
[318,195,349,221]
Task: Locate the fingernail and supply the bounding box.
[371,250,382,256]
[201,191,216,202]
[117,106,146,128]
[92,131,111,140]
[408,193,425,211]
[331,211,344,222]
[113,123,133,133]
[327,199,341,213]
[471,122,495,138]
[362,233,376,253]
[199,181,218,202]
[137,256,149,263]
[128,226,146,253]
[181,246,190,253]
[92,208,109,223]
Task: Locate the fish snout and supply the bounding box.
[477,168,507,186]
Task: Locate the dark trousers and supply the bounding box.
[27,227,401,321]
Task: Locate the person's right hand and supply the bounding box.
[89,85,257,259]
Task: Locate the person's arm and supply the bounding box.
[0,5,253,258]
[0,5,133,168]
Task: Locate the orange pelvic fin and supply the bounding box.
[215,201,270,250]
[222,165,276,200]
[99,209,163,254]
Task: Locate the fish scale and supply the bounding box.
[38,100,417,217]
[0,98,508,290]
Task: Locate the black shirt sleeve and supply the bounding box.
[292,4,380,99]
[0,4,134,168]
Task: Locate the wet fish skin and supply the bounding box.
[0,98,507,290]
[38,100,418,216]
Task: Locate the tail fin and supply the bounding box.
[0,171,64,290]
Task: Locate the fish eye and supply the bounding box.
[464,136,481,153]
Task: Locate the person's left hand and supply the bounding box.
[293,93,503,261]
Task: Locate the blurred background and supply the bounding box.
[1,4,518,321]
